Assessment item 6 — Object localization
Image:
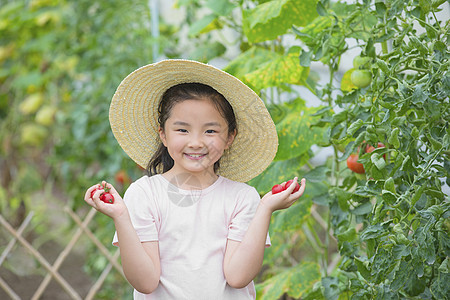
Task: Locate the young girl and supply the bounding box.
[84,60,306,299]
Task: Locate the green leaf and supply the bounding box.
[189,41,226,62]
[354,257,371,280]
[337,227,357,242]
[287,262,322,298]
[321,277,340,300]
[383,177,396,193]
[242,0,318,43]
[352,201,373,215]
[347,119,363,136]
[388,128,400,148]
[303,165,329,182]
[256,270,290,300]
[382,190,397,204]
[294,15,334,44]
[272,198,312,232]
[188,14,217,37]
[426,133,443,151]
[331,187,351,211]
[206,0,236,16]
[244,49,309,91]
[371,153,386,170]
[360,224,385,240]
[376,58,390,74]
[257,262,321,300]
[224,47,279,80]
[274,106,324,161]
[316,1,327,16]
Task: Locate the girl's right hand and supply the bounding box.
[84,181,128,220]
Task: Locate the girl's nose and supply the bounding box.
[188,133,204,148]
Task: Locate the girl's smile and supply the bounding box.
[159,99,236,187]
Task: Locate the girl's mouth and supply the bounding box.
[184,153,207,160]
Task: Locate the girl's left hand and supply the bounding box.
[260,177,306,213]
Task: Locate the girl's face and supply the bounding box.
[159,99,236,178]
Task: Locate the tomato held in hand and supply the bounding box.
[100,192,114,204]
[347,154,365,174]
[90,183,114,204]
[90,185,102,198]
[285,179,300,193]
[272,184,284,194]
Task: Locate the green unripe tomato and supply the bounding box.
[351,70,372,88]
[353,55,371,69]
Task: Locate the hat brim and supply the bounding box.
[109,59,278,182]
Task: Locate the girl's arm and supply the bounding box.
[85,182,161,294]
[223,177,306,288]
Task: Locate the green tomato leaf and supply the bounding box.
[256,270,290,300]
[371,153,386,170]
[188,14,217,37]
[383,177,396,193]
[360,224,386,240]
[352,201,373,215]
[354,256,371,280]
[321,277,340,300]
[257,262,321,300]
[303,165,329,183]
[189,41,226,62]
[337,227,357,242]
[388,128,400,148]
[224,47,279,81]
[347,118,364,136]
[275,106,324,161]
[242,0,318,43]
[272,198,312,232]
[244,49,309,92]
[287,262,322,298]
[206,0,236,16]
[382,190,397,204]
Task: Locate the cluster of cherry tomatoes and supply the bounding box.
[346,142,385,174]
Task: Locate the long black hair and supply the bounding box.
[146,83,237,176]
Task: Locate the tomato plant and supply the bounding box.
[176,0,449,299]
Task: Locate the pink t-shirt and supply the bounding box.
[112,175,270,299]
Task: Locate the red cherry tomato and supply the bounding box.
[100,192,114,204]
[365,142,386,159]
[90,185,102,198]
[271,184,285,194]
[347,154,365,174]
[285,179,300,193]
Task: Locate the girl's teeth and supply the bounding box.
[187,154,204,158]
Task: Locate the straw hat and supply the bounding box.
[109,59,278,183]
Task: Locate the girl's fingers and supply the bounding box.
[84,184,100,200]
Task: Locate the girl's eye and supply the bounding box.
[177,129,188,133]
[205,129,216,134]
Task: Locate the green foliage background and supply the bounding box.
[0,0,448,299]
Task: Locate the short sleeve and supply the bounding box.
[112,180,159,246]
[227,187,271,246]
